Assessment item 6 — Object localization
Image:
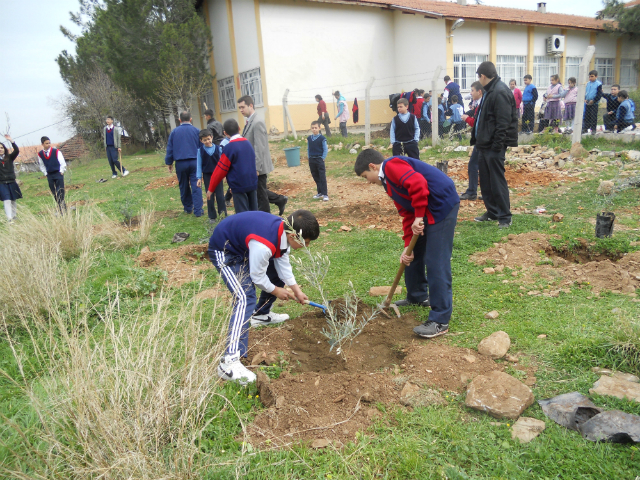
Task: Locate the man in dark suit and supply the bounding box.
[237,95,288,216]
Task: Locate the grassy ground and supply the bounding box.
[1,133,640,479]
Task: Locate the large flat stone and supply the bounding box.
[590,375,640,402]
[465,371,534,419]
[477,331,511,359]
[511,417,546,443]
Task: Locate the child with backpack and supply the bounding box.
[615,90,636,132]
[449,95,466,139]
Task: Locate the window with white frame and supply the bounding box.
[595,58,615,86]
[533,56,559,89]
[200,89,215,115]
[239,68,263,107]
[565,57,581,83]
[620,59,638,87]
[217,76,236,113]
[496,55,527,86]
[453,54,488,90]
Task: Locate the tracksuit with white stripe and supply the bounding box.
[209,211,297,357]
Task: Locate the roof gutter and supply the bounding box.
[390,5,443,18]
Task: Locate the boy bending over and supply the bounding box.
[209,209,320,384]
[355,150,459,338]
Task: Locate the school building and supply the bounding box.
[193,0,640,132]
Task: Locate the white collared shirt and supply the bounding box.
[248,231,296,292]
[37,148,67,176]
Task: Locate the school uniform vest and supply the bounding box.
[209,211,286,259]
[564,87,578,104]
[393,114,417,143]
[307,134,325,157]
[450,104,464,123]
[199,144,219,174]
[619,99,635,122]
[38,148,61,174]
[220,137,258,193]
[381,156,459,225]
[105,127,115,146]
[522,84,537,104]
[545,84,562,103]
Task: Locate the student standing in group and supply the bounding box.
[543,75,563,132]
[521,75,538,134]
[459,82,484,201]
[206,119,258,213]
[390,98,420,160]
[0,134,21,221]
[509,79,522,118]
[556,77,578,133]
[334,91,349,137]
[614,90,637,132]
[583,70,603,134]
[412,89,425,120]
[443,75,463,110]
[307,121,329,202]
[419,93,432,138]
[102,116,129,179]
[37,136,67,214]
[196,129,226,222]
[472,61,518,229]
[315,95,331,137]
[209,209,319,384]
[165,111,203,217]
[602,84,621,132]
[355,150,459,338]
[449,95,466,140]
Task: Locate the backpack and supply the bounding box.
[388,92,417,112]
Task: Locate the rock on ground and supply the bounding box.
[596,180,615,196]
[511,417,546,443]
[465,371,535,419]
[477,331,511,359]
[589,375,640,402]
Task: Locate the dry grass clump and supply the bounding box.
[95,204,156,250]
[2,291,234,479]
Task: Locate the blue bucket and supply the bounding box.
[283,146,301,167]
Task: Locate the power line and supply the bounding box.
[12,119,70,141]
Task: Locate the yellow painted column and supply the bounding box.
[615,37,622,84]
[225,0,244,124]
[203,0,221,120]
[590,32,597,71]
[560,29,567,82]
[446,20,454,78]
[527,26,534,77]
[254,0,271,130]
[489,23,497,64]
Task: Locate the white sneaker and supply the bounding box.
[250,311,289,327]
[322,195,329,202]
[217,354,256,385]
[122,169,130,177]
[112,174,117,179]
[312,193,323,199]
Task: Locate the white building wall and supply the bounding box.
[452,21,490,55]
[209,0,233,80]
[621,36,640,59]
[595,34,617,58]
[495,24,528,56]
[259,0,396,106]
[232,0,260,73]
[565,30,591,58]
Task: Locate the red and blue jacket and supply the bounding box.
[209,211,286,259]
[208,137,258,194]
[381,156,459,246]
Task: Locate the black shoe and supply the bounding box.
[459,192,477,201]
[413,321,449,338]
[498,220,512,229]
[478,195,483,200]
[394,298,430,308]
[474,212,496,222]
[225,201,232,208]
[276,196,288,216]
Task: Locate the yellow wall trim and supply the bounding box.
[489,23,497,64]
[225,0,244,124]
[560,29,567,83]
[254,0,271,129]
[589,32,597,71]
[446,20,454,79]
[527,26,534,77]
[203,0,221,120]
[615,37,622,85]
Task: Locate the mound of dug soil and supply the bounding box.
[136,244,212,286]
[247,305,505,447]
[144,176,179,190]
[471,232,640,295]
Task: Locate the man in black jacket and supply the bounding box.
[204,109,224,146]
[471,61,518,229]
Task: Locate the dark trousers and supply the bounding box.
[452,121,466,139]
[392,141,420,160]
[522,104,535,133]
[464,147,479,196]
[202,172,227,220]
[319,115,331,137]
[47,172,66,213]
[339,122,348,137]
[603,113,616,131]
[174,159,203,216]
[232,190,258,213]
[617,120,637,131]
[478,147,511,223]
[210,251,283,357]
[583,103,599,133]
[225,188,232,202]
[309,156,328,196]
[257,174,287,213]
[404,203,459,325]
[105,146,125,175]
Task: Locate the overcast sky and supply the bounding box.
[0,0,609,146]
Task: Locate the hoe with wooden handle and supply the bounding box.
[379,222,423,318]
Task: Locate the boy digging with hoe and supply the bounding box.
[355,150,459,338]
[209,209,319,384]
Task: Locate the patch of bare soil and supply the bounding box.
[136,244,212,286]
[370,123,391,140]
[144,175,178,190]
[246,305,505,447]
[316,199,402,232]
[131,165,166,173]
[35,183,86,197]
[470,232,640,295]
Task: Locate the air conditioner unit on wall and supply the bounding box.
[547,35,565,55]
